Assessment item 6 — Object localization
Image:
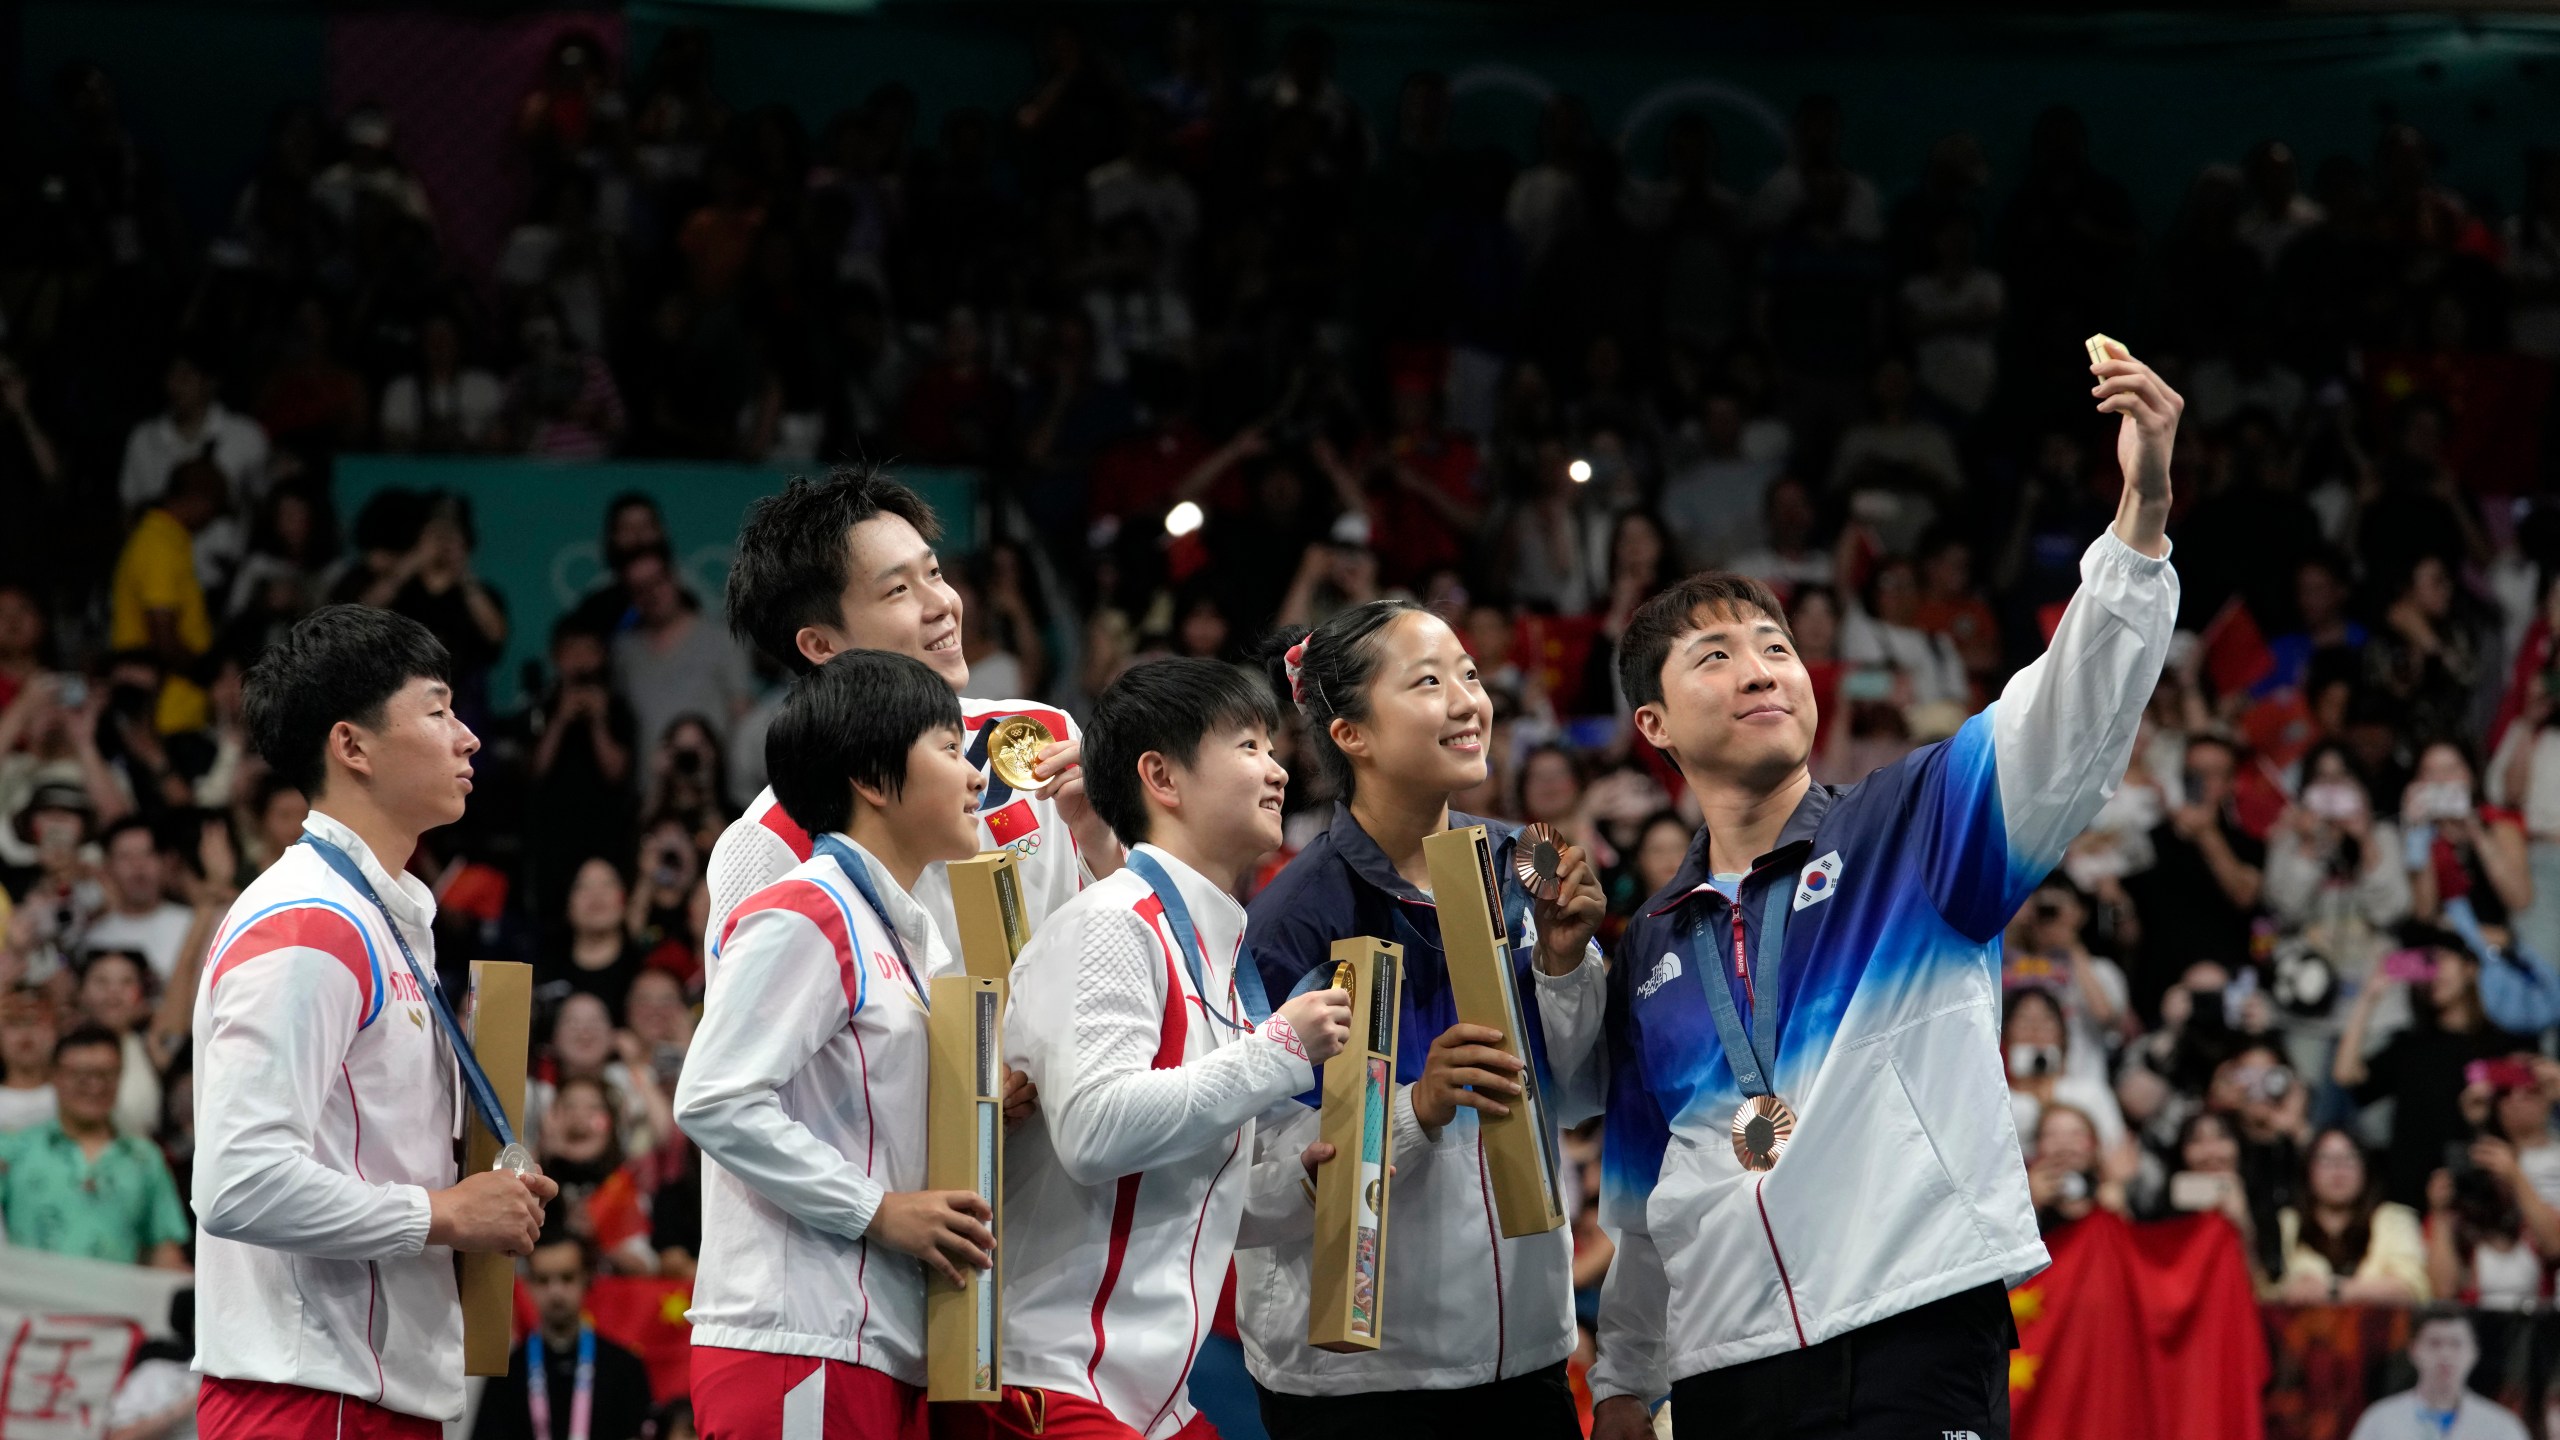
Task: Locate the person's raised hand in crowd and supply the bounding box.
[190,815,239,907]
[2472,1136,2524,1190]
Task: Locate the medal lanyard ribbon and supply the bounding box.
[968,714,1019,807]
[299,834,520,1150]
[814,836,928,1010]
[1694,881,1792,1098]
[526,1325,595,1440]
[1125,848,1270,1030]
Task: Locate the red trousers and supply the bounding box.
[197,1378,442,1440]
[691,1345,930,1440]
[931,1388,1220,1440]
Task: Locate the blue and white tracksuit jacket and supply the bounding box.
[1237,808,1607,1395]
[1591,532,2177,1401]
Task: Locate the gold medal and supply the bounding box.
[985,715,1056,792]
[1513,822,1566,902]
[1330,959,1357,993]
[1730,1094,1797,1172]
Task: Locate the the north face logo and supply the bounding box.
[1637,951,1683,1000]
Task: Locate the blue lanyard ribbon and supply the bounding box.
[525,1324,594,1440]
[965,714,1023,808]
[813,835,928,1009]
[1125,847,1269,1030]
[1689,879,1793,1098]
[298,833,520,1149]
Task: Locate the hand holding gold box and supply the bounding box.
[1309,937,1403,1353]
[1422,825,1565,1238]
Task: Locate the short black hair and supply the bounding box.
[98,815,157,856]
[54,1021,121,1065]
[1617,572,1794,712]
[532,1213,598,1275]
[726,466,942,674]
[766,650,963,836]
[1263,600,1431,803]
[2413,1302,2474,1340]
[1087,658,1281,846]
[243,605,451,796]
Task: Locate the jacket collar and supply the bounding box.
[1644,779,1837,918]
[817,834,944,963]
[1130,841,1249,960]
[1325,802,1519,904]
[303,811,436,929]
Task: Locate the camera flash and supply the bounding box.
[1567,459,1593,484]
[1165,500,1204,538]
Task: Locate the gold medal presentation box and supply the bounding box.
[1422,825,1567,1238]
[926,851,1028,1402]
[1309,936,1403,1352]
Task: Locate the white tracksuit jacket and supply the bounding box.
[191,812,462,1422]
[676,835,952,1381]
[998,845,1315,1439]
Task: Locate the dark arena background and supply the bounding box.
[12,2,2560,1437]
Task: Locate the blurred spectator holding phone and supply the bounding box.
[2425,1056,2560,1309]
[2127,733,2265,1014]
[2006,986,2127,1149]
[2029,1102,2131,1233]
[2267,742,2412,980]
[2339,924,2525,1206]
[2402,741,2531,934]
[2273,1127,2430,1303]
[526,620,637,917]
[2146,1111,2259,1256]
[2003,877,2133,1085]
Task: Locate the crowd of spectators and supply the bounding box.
[9,11,2560,1434]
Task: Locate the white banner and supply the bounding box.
[0,1247,188,1440]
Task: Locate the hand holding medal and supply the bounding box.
[1518,822,1605,974]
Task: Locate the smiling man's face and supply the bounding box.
[1631,602,1817,789]
[824,513,967,688]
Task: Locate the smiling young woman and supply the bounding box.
[1232,599,1610,1438]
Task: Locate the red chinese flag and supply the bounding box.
[2127,1214,2270,1440]
[585,1275,695,1404]
[2010,1213,2158,1440]
[2010,1212,2266,1440]
[2199,596,2277,699]
[985,799,1039,847]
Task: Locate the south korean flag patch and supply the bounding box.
[1793,850,1845,911]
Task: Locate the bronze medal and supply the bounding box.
[1514,822,1567,902]
[985,715,1056,792]
[1730,1094,1797,1172]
